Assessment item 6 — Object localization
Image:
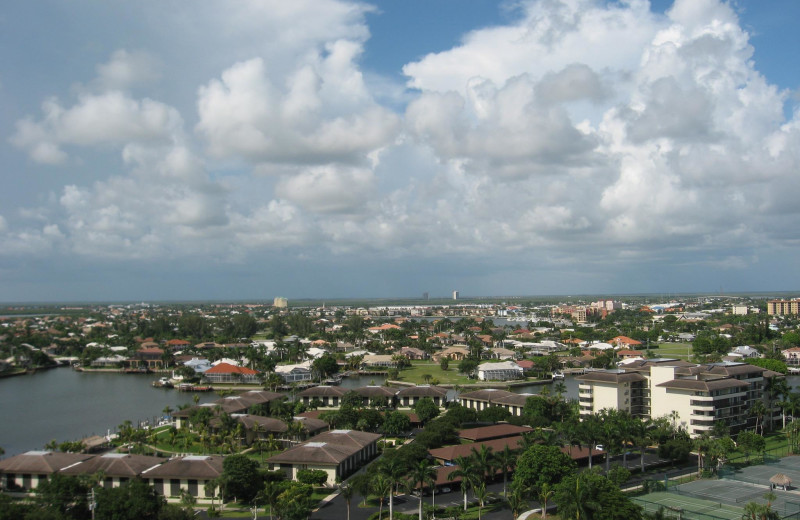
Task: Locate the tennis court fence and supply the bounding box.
[632,497,732,520]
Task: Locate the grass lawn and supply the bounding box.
[649,342,693,360]
[395,362,475,385]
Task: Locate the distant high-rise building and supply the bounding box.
[273,297,288,308]
[453,290,459,300]
[768,299,800,315]
[423,292,429,301]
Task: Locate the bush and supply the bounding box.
[297,469,328,486]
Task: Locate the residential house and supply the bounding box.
[0,451,93,492]
[142,455,224,499]
[476,361,523,381]
[203,363,260,384]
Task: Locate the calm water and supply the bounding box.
[0,368,217,457]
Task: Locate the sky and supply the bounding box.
[1,0,800,302]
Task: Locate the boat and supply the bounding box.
[551,371,565,380]
[152,377,174,388]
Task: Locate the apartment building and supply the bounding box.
[767,299,800,316]
[577,360,780,437]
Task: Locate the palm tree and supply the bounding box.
[631,418,652,473]
[558,475,599,520]
[339,484,355,520]
[471,444,495,481]
[506,486,528,520]
[494,445,516,497]
[449,455,479,511]
[538,482,554,520]
[260,480,282,520]
[473,482,492,520]
[379,457,408,520]
[751,400,767,436]
[579,415,602,470]
[408,459,437,520]
[371,473,392,520]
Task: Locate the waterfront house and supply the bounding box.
[399,347,428,360]
[266,429,380,485]
[477,361,523,381]
[203,362,260,384]
[274,362,313,383]
[783,347,800,366]
[132,347,166,370]
[361,354,396,368]
[297,385,348,407]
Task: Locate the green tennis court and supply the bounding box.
[634,491,744,520]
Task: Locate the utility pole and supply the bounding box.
[90,487,96,520]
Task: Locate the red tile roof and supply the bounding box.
[205,362,258,375]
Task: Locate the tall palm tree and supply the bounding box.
[449,455,479,511]
[558,475,599,520]
[473,482,492,520]
[631,418,652,473]
[371,473,392,520]
[751,401,767,436]
[379,457,407,520]
[408,459,437,520]
[494,445,516,497]
[339,484,355,520]
[579,415,603,470]
[471,444,496,482]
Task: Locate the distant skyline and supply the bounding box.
[1,0,800,302]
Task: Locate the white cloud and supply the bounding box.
[275,165,375,214]
[11,92,183,164]
[196,52,400,164]
[94,49,162,91]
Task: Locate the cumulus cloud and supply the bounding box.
[10,92,183,164]
[94,50,162,91]
[196,48,400,165]
[4,0,800,296]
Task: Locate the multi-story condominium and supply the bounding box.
[577,359,781,437]
[767,299,800,316]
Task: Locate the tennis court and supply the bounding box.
[633,491,743,520]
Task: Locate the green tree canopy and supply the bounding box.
[554,471,642,520]
[222,454,262,503]
[512,444,576,492]
[413,397,440,424]
[94,478,165,520]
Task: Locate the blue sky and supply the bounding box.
[1,0,799,302]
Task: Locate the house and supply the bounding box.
[616,350,644,360]
[487,347,516,360]
[274,362,312,383]
[726,345,760,359]
[297,385,348,407]
[395,385,448,408]
[782,347,800,366]
[477,361,523,381]
[91,355,127,368]
[203,362,260,384]
[399,347,428,360]
[361,354,396,368]
[266,430,381,485]
[165,339,191,351]
[610,336,643,349]
[142,455,224,499]
[433,347,469,361]
[132,347,165,369]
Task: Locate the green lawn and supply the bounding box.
[394,362,476,385]
[649,342,693,360]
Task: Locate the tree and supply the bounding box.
[538,482,554,520]
[471,444,496,481]
[408,459,437,520]
[506,486,529,520]
[458,359,478,377]
[273,482,316,520]
[382,411,411,437]
[473,482,492,520]
[297,469,328,486]
[35,473,90,519]
[554,472,642,520]
[449,455,481,511]
[512,444,576,492]
[414,397,440,425]
[494,445,517,497]
[94,478,165,520]
[737,431,766,462]
[440,358,449,371]
[222,454,262,503]
[378,456,408,520]
[339,484,355,520]
[371,473,392,520]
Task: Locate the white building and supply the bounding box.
[477,361,523,381]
